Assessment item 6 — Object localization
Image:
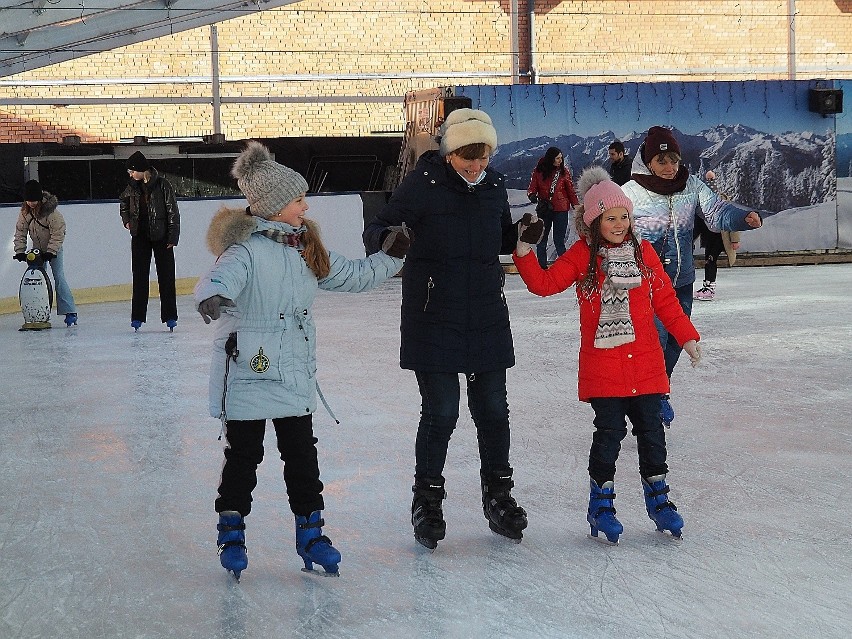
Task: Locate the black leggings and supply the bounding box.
[694,217,724,283]
[216,415,324,517]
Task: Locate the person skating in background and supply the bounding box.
[621,126,762,427]
[527,146,580,268]
[513,167,701,543]
[119,151,180,332]
[693,171,741,302]
[196,141,408,579]
[13,179,78,326]
[607,140,632,186]
[363,108,529,551]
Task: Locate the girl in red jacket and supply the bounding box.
[513,166,700,544]
[526,147,579,268]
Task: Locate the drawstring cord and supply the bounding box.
[218,332,239,441]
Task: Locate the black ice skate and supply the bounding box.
[411,477,447,551]
[481,468,528,542]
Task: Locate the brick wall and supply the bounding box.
[1,0,849,143]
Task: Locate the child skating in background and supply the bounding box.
[195,141,409,579]
[512,167,701,543]
[694,171,741,302]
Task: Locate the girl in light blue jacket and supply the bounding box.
[621,126,763,427]
[195,141,409,580]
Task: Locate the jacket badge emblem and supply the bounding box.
[250,347,270,373]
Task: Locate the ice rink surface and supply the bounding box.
[1,263,851,639]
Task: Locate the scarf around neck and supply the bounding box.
[594,239,642,349]
[259,227,303,247]
[631,164,689,195]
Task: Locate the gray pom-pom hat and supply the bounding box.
[231,140,309,219]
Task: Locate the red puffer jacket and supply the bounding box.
[513,239,699,401]
[527,168,579,212]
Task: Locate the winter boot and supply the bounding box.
[694,281,716,301]
[217,511,248,580]
[166,319,177,332]
[660,394,675,429]
[587,479,623,545]
[295,510,341,576]
[131,320,143,332]
[411,477,447,551]
[64,313,77,327]
[642,475,684,539]
[480,468,528,542]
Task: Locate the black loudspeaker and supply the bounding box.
[442,96,473,117]
[808,88,843,115]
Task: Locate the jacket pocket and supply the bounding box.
[232,329,284,382]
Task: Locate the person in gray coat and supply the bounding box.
[195,141,408,580]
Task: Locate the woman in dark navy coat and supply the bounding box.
[363,108,528,551]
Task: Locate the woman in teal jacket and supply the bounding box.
[195,141,408,580]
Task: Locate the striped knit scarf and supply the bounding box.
[259,228,303,247]
[595,239,642,349]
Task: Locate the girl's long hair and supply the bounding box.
[535,147,565,176]
[301,218,331,279]
[577,215,650,296]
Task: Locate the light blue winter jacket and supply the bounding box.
[621,155,758,288]
[194,208,403,421]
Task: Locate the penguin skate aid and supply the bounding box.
[195,141,406,578]
[513,166,700,544]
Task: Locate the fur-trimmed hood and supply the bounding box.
[206,206,314,257]
[21,191,58,219]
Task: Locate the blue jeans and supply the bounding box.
[588,394,668,484]
[536,210,571,268]
[655,282,693,378]
[48,248,76,315]
[414,370,511,479]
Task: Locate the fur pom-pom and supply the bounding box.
[231,140,273,181]
[576,165,612,200]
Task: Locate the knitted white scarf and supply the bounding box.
[595,239,642,348]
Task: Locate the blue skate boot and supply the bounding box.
[642,475,684,539]
[217,511,248,580]
[131,320,143,332]
[166,319,177,332]
[587,479,623,545]
[64,313,77,327]
[295,511,341,576]
[660,394,674,429]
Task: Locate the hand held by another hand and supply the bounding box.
[745,211,762,228]
[684,340,701,367]
[381,222,412,259]
[198,295,235,324]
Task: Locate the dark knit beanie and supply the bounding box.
[126,151,151,171]
[642,126,681,164]
[23,180,43,202]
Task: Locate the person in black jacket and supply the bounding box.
[607,140,632,186]
[120,151,180,331]
[363,108,528,551]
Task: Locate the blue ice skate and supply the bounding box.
[295,511,340,576]
[660,394,674,428]
[217,511,248,580]
[64,313,77,327]
[587,479,623,545]
[131,320,143,332]
[166,319,177,332]
[642,475,684,539]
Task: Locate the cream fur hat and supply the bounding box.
[437,108,498,156]
[231,140,309,219]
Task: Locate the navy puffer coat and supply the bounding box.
[363,151,517,373]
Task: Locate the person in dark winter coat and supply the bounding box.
[119,151,180,331]
[363,108,528,551]
[513,167,701,543]
[527,147,580,268]
[196,141,406,579]
[13,180,78,326]
[607,140,632,186]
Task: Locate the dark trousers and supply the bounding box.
[216,415,324,517]
[131,234,177,323]
[414,370,511,479]
[694,217,724,282]
[536,210,571,268]
[588,395,668,485]
[654,282,694,378]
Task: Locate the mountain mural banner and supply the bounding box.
[455,81,848,254]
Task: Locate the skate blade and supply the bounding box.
[655,529,683,543]
[300,566,340,577]
[414,534,438,552]
[488,523,523,543]
[228,570,242,582]
[587,533,619,546]
[489,529,522,544]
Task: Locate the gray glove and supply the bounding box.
[381,222,412,259]
[198,295,235,324]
